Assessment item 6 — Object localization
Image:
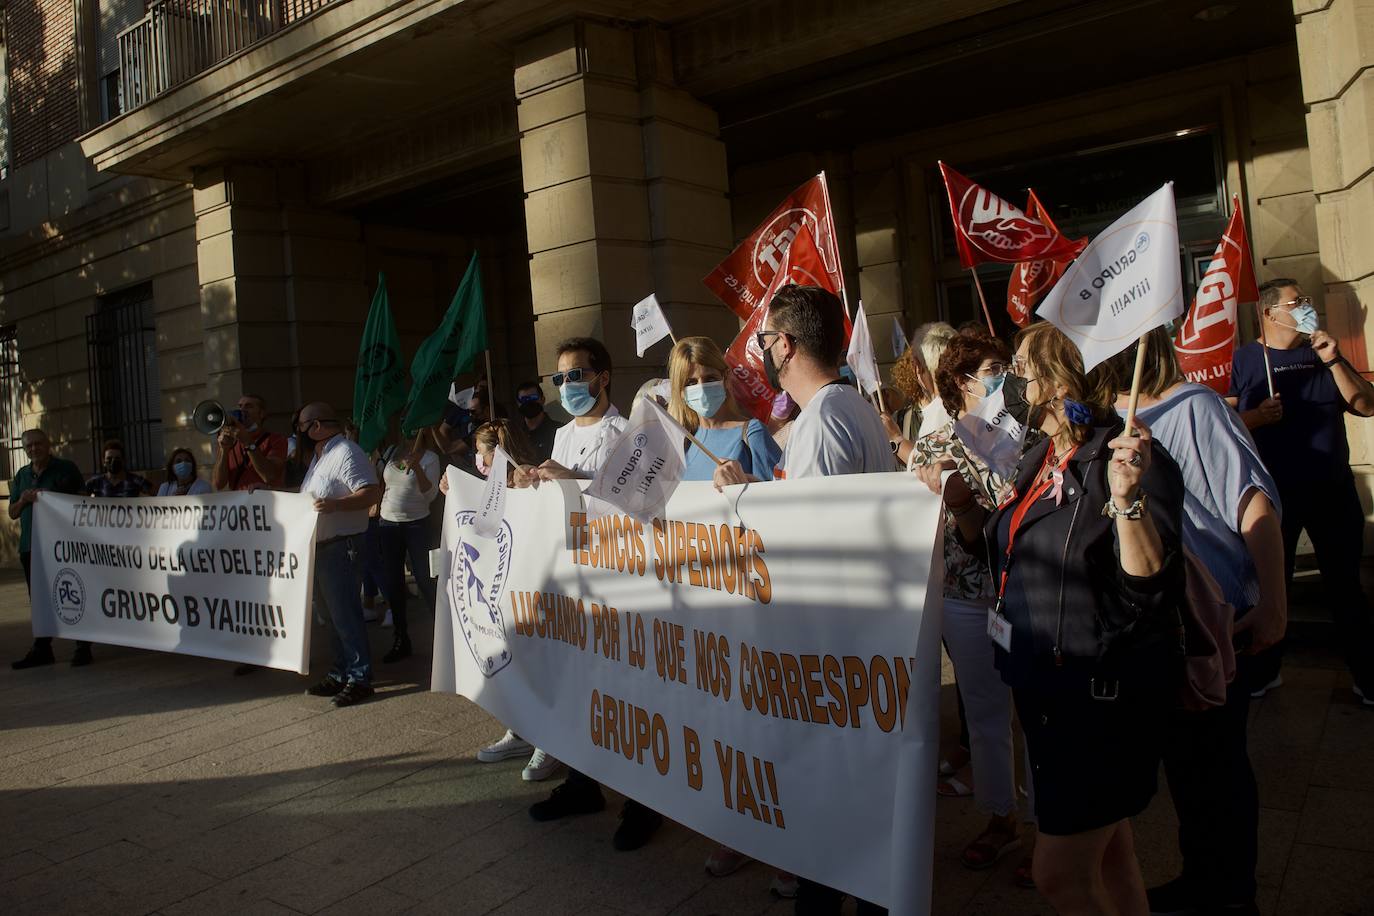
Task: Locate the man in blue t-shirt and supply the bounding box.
[1228,278,1374,705]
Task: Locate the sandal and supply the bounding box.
[1013,853,1035,888]
[937,776,973,798]
[960,823,1020,870]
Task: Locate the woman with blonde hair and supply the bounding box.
[472,418,539,484]
[667,336,780,482]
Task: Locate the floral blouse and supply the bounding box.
[908,417,1011,601]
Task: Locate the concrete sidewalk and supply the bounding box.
[1,569,1371,915]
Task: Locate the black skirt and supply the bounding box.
[1014,682,1170,836]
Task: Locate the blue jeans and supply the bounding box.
[379,517,438,639]
[314,537,372,684]
[360,516,385,599]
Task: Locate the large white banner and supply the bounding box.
[31,491,318,673]
[432,470,943,910]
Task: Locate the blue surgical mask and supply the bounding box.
[1288,303,1319,335]
[839,365,856,384]
[173,461,193,480]
[560,381,597,417]
[684,381,727,419]
[969,373,1006,398]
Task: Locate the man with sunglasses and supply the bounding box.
[713,284,891,915]
[515,379,561,463]
[296,402,382,707]
[1228,279,1374,707]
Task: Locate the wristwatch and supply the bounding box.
[244,442,258,454]
[1103,491,1147,520]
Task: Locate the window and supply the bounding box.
[0,325,22,480]
[86,284,162,470]
[99,70,122,123]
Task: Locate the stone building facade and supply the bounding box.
[0,0,1370,561]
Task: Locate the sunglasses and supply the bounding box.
[1276,296,1313,309]
[516,393,541,404]
[551,368,596,387]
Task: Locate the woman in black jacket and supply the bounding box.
[987,322,1185,915]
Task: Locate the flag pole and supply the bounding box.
[969,267,997,336]
[483,349,496,417]
[1123,334,1150,435]
[642,394,723,465]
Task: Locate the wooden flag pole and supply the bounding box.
[1255,302,1276,399]
[1123,334,1150,435]
[483,349,496,416]
[969,266,997,336]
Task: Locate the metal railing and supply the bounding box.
[117,0,337,111]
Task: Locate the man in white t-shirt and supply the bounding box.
[297,402,381,707]
[713,285,891,915]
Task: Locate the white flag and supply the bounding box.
[472,445,510,538]
[954,386,1025,481]
[846,301,881,395]
[586,395,687,522]
[1035,182,1183,371]
[632,293,674,357]
[448,385,475,409]
[891,316,910,360]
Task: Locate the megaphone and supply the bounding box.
[192,400,227,435]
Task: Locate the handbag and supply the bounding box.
[1177,547,1236,711]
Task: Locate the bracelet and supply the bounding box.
[1323,355,1346,368]
[1102,491,1148,521]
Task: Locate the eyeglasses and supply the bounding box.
[1278,296,1313,309]
[754,330,784,351]
[1011,355,1032,378]
[972,362,1008,378]
[550,368,594,387]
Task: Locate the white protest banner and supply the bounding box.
[632,293,674,357]
[954,386,1026,480]
[31,491,317,672]
[432,471,943,911]
[449,384,475,409]
[1036,182,1183,371]
[846,301,880,395]
[585,395,687,522]
[892,315,910,360]
[473,445,510,538]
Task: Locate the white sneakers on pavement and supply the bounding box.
[477,729,533,763]
[1249,675,1283,699]
[522,748,560,781]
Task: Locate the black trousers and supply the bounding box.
[1162,654,1259,904]
[795,878,887,915]
[23,552,91,652]
[1250,473,1374,693]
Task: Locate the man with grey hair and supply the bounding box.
[10,429,90,669]
[297,401,382,707]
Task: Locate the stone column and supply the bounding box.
[1295,0,1374,488]
[515,21,735,406]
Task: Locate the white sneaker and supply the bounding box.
[1249,675,1283,699]
[1355,684,1373,707]
[522,748,560,781]
[770,872,798,899]
[382,609,394,628]
[476,729,533,763]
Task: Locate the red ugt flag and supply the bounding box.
[704,173,846,319]
[723,222,850,421]
[1006,189,1087,327]
[1173,197,1258,393]
[938,162,1085,269]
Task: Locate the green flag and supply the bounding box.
[353,273,410,453]
[403,252,488,435]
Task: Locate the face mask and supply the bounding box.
[173,461,193,480]
[104,457,124,474]
[839,365,856,385]
[771,390,795,419]
[518,401,543,420]
[967,372,1006,398]
[1003,375,1031,426]
[684,381,727,418]
[475,452,490,477]
[1286,304,1319,335]
[560,380,598,417]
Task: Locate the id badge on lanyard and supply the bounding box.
[987,599,1013,652]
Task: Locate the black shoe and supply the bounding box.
[11,644,55,670]
[305,676,344,697]
[383,635,412,663]
[1148,878,1203,916]
[612,801,663,851]
[331,681,375,707]
[70,645,93,667]
[528,779,606,822]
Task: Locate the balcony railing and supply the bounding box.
[117,0,337,111]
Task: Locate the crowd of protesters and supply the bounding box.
[7,276,1373,916]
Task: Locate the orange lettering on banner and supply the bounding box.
[712,739,786,828]
[683,726,703,790]
[732,644,912,733]
[589,688,670,775]
[751,530,772,603]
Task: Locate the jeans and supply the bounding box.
[360,516,385,600]
[379,517,437,639]
[1162,651,1259,904]
[23,552,90,653]
[1253,473,1374,693]
[314,537,372,684]
[943,596,1017,816]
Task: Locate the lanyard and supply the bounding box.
[996,444,1077,604]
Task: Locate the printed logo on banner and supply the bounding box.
[51,568,86,625]
[958,187,1056,260]
[449,510,514,677]
[751,208,833,288]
